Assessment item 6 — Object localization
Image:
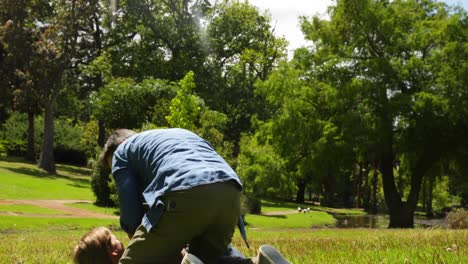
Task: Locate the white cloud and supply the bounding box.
[247,0,332,54]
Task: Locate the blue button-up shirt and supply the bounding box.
[111,128,242,235]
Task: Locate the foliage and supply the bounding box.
[240,194,262,215]
[166,71,235,164]
[202,0,287,146]
[431,175,461,212]
[0,141,5,157]
[92,77,175,129]
[79,120,100,159]
[90,154,114,207]
[166,71,203,131]
[290,0,468,226]
[237,133,295,199]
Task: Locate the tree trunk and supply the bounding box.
[426,176,435,218]
[421,177,427,212]
[295,180,306,204]
[25,110,35,162]
[388,204,415,228]
[363,162,371,211]
[371,168,378,214]
[355,162,363,208]
[38,99,56,174]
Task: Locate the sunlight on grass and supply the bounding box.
[232,229,468,264]
[245,211,335,228]
[261,199,367,216]
[0,159,93,199]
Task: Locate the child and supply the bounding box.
[73,227,124,264]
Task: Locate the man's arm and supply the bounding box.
[113,169,144,237]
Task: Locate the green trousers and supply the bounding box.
[119,181,241,264]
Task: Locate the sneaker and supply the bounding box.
[256,245,291,264]
[181,253,204,264]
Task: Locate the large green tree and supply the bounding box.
[203,0,287,151]
[0,0,52,161]
[300,0,467,227]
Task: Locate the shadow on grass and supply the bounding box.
[0,165,90,188]
[56,164,91,176]
[260,214,287,219]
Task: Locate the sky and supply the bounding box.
[238,0,468,56]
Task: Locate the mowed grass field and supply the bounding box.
[0,158,467,263]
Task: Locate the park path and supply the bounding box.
[0,199,298,218]
[0,199,118,219]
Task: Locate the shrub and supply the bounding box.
[240,194,262,215]
[446,209,468,229]
[90,154,115,207]
[0,141,6,157]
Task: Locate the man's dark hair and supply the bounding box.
[101,129,137,169]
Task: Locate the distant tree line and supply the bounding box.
[0,0,466,228]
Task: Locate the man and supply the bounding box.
[102,128,290,264]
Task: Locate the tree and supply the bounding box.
[166,71,203,131]
[252,59,355,204]
[33,28,65,174]
[166,71,234,161]
[300,0,467,227]
[0,0,52,161]
[203,0,287,151]
[92,77,175,130]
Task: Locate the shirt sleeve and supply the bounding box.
[112,167,144,236]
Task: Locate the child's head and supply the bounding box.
[73,227,124,264]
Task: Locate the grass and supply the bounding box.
[0,215,119,231]
[0,225,466,263]
[261,199,367,216]
[67,202,119,216]
[0,158,93,200]
[0,204,65,215]
[0,228,127,264]
[245,211,336,228]
[1,158,466,263]
[233,229,468,264]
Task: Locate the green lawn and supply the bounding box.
[67,202,120,216]
[0,225,466,263]
[0,158,466,263]
[261,199,367,216]
[0,158,93,200]
[245,211,336,228]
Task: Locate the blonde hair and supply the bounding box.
[73,227,113,264]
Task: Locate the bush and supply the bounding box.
[90,154,115,207]
[446,209,468,229]
[240,194,262,215]
[0,141,6,157]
